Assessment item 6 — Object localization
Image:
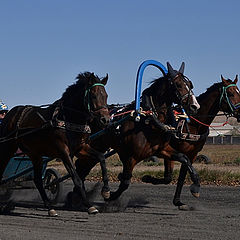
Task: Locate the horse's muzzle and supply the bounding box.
[99,116,110,126]
[189,104,199,115]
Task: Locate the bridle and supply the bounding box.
[170,74,194,107]
[219,84,240,114]
[84,83,108,114]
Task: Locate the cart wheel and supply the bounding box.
[196,154,211,164]
[43,168,63,204]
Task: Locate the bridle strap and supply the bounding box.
[219,84,240,113]
[170,74,193,106]
[84,83,107,112]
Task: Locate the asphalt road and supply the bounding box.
[0,181,240,240]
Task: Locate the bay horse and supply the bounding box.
[71,62,201,206]
[0,72,110,216]
[142,75,240,209]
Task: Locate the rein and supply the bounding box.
[189,115,229,128]
[111,109,153,118]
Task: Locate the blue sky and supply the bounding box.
[1,0,240,108]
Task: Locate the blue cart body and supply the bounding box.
[2,156,49,184]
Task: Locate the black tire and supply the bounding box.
[196,154,211,164]
[0,187,13,203]
[43,168,63,204]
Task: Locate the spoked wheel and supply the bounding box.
[43,168,63,204]
[196,154,211,164]
[0,186,15,214]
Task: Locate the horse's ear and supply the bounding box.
[101,74,108,85]
[221,75,228,86]
[234,75,238,84]
[179,62,185,74]
[167,62,175,77]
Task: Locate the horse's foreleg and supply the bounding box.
[99,154,110,199]
[172,153,200,210]
[142,158,174,185]
[75,146,110,200]
[172,153,200,196]
[172,164,188,209]
[84,147,110,199]
[107,158,134,201]
[31,156,57,217]
[61,152,98,214]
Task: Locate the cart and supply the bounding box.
[1,154,63,206]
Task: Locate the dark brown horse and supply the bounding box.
[0,72,110,216]
[142,75,240,209]
[71,62,201,205]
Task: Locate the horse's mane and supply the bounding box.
[149,76,166,87]
[143,76,167,95]
[61,72,100,100]
[197,79,233,102]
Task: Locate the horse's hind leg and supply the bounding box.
[31,155,57,216]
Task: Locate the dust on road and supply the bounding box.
[0,182,240,240]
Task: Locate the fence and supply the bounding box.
[206,136,240,145]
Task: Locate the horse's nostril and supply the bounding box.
[190,105,197,110]
[100,117,109,126]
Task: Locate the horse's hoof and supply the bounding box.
[178,204,189,211]
[88,206,99,215]
[48,209,58,217]
[101,190,111,200]
[190,184,200,198]
[192,192,200,198]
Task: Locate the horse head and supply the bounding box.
[220,75,240,122]
[167,62,200,114]
[83,72,110,128]
[62,72,110,129]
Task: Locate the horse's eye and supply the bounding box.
[228,92,234,97]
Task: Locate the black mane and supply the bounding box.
[143,76,168,95]
[197,79,233,102]
[61,72,101,101]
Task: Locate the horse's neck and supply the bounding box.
[191,89,220,132]
[60,97,89,124]
[146,81,171,123]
